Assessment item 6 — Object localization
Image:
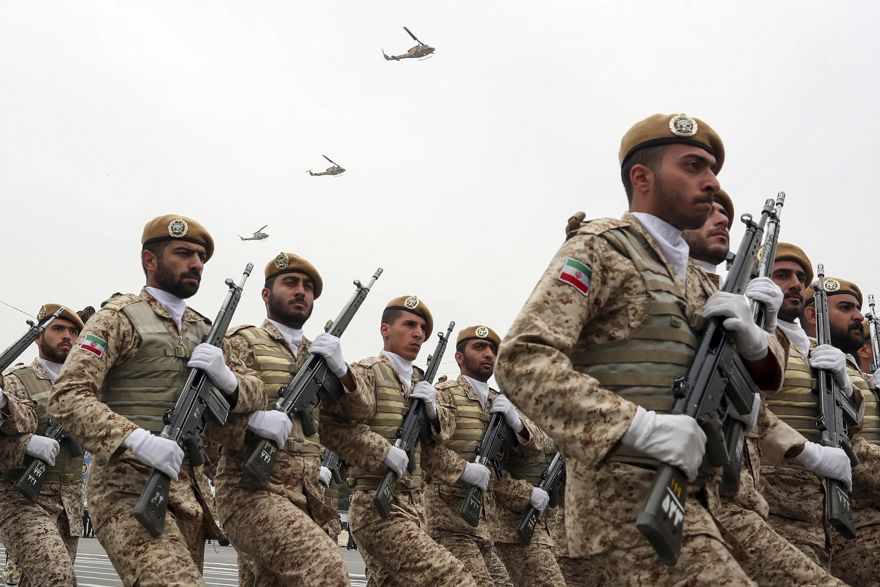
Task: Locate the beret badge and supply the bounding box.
[823,279,841,293]
[168,217,189,238]
[37,306,47,320]
[475,326,490,339]
[404,296,420,310]
[669,113,698,137]
[275,252,290,270]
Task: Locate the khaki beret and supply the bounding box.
[619,113,725,173]
[774,242,813,285]
[264,252,324,298]
[37,303,84,330]
[457,325,501,348]
[805,276,862,308]
[714,190,734,229]
[384,295,433,338]
[142,215,214,261]
[862,320,871,339]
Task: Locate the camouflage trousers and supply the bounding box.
[215,452,347,587]
[348,489,478,587]
[433,534,496,585]
[494,541,566,587]
[0,481,78,586]
[830,522,880,586]
[238,551,257,587]
[486,545,513,587]
[89,455,208,587]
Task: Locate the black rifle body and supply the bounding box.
[240,269,382,487]
[14,420,83,501]
[517,452,566,544]
[636,201,774,566]
[320,448,343,492]
[133,263,253,537]
[373,321,454,518]
[458,412,516,527]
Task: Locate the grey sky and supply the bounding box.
[2,1,878,378]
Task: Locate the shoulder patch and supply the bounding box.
[557,257,593,296]
[80,334,108,358]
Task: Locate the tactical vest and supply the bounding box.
[504,443,555,486]
[102,300,208,432]
[234,326,321,455]
[348,358,422,491]
[764,344,819,442]
[849,363,880,444]
[438,379,491,463]
[4,366,83,483]
[570,227,700,413]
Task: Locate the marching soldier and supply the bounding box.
[213,252,348,586]
[49,214,263,586]
[319,296,478,586]
[0,304,85,586]
[495,113,788,584]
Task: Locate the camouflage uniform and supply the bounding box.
[320,354,478,586]
[485,545,513,587]
[495,214,786,585]
[0,359,83,586]
[48,289,262,587]
[214,320,347,586]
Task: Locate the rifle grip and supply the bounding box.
[184,435,204,467]
[299,410,317,437]
[133,471,171,537]
[240,434,275,488]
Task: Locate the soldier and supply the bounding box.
[495,113,789,584]
[421,325,555,585]
[213,252,348,586]
[0,304,85,586]
[49,214,263,586]
[319,296,478,586]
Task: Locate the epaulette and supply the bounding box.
[186,307,211,325]
[98,293,141,312]
[355,356,384,368]
[226,324,256,337]
[570,216,629,238]
[435,376,460,391]
[413,365,426,379]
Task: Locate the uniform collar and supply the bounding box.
[778,320,810,356]
[33,357,59,382]
[629,212,690,286]
[381,350,414,391]
[265,318,304,357]
[462,374,489,408]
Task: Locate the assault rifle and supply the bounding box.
[636,200,775,566]
[373,321,454,518]
[458,411,517,527]
[240,269,383,487]
[0,307,65,373]
[517,452,566,544]
[14,420,83,501]
[866,295,880,373]
[720,192,785,496]
[133,263,253,537]
[813,264,859,539]
[320,448,343,492]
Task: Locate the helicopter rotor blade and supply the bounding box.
[323,155,342,167]
[403,26,424,45]
[256,225,268,232]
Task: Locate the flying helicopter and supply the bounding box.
[383,27,435,61]
[240,225,269,241]
[308,155,346,177]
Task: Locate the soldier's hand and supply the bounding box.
[794,441,852,490]
[459,462,490,490]
[809,345,854,397]
[310,333,349,378]
[702,292,768,360]
[490,395,524,433]
[26,435,60,466]
[319,466,333,488]
[410,381,438,420]
[188,343,238,394]
[123,428,184,480]
[383,445,409,478]
[530,487,550,512]
[247,410,293,449]
[744,277,783,333]
[620,407,707,481]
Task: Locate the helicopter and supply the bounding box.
[308,155,346,177]
[239,225,269,241]
[383,27,435,61]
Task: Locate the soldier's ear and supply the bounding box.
[261,287,270,304]
[629,163,653,195]
[141,249,159,274]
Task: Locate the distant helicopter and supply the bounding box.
[240,225,269,241]
[308,155,346,177]
[383,27,435,61]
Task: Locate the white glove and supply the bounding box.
[383,445,409,478]
[530,487,550,512]
[310,333,348,378]
[410,381,438,420]
[123,428,184,480]
[620,406,707,481]
[490,395,524,434]
[187,343,238,394]
[744,277,783,333]
[459,462,490,491]
[247,410,293,449]
[809,345,854,397]
[794,441,852,491]
[26,435,60,466]
[727,392,762,433]
[701,292,769,361]
[319,466,333,487]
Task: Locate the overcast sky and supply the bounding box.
[2,1,878,379]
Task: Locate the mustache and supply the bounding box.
[181,271,201,280]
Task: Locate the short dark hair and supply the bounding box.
[265,275,278,290]
[621,145,665,203]
[381,308,404,327]
[141,241,169,277]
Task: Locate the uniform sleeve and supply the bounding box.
[433,384,458,443]
[422,443,468,485]
[318,413,390,472]
[0,373,37,435]
[513,411,544,452]
[757,404,806,465]
[852,436,880,496]
[222,334,265,414]
[493,472,534,513]
[331,362,378,421]
[48,308,140,462]
[495,234,639,469]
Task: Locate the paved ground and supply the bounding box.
[1,535,366,586]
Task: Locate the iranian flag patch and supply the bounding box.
[558,257,592,296]
[80,334,107,358]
